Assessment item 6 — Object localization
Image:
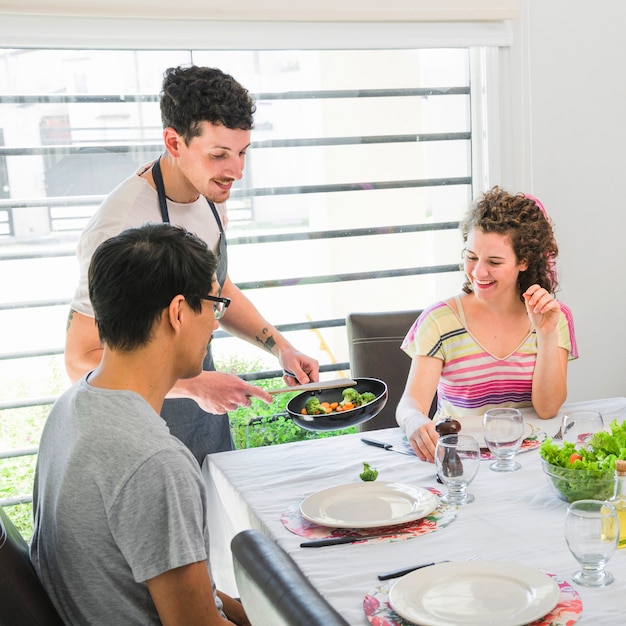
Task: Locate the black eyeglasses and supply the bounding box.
[199,294,231,320]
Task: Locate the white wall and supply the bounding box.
[501,0,626,402]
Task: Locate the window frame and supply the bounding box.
[0,21,511,508]
[0,29,506,360]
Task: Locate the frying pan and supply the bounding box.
[286,377,388,432]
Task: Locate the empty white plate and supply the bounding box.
[389,560,560,626]
[300,481,438,529]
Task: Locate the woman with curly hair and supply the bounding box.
[396,186,578,463]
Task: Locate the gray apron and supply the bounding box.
[152,156,234,463]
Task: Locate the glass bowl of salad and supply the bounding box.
[540,458,615,503]
[539,422,626,503]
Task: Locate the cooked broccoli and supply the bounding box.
[360,462,378,482]
[304,396,327,415]
[341,387,361,404]
[359,391,376,405]
[341,387,377,408]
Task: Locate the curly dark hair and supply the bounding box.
[160,65,256,143]
[460,186,559,299]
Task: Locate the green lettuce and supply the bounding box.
[539,419,626,502]
[540,419,626,471]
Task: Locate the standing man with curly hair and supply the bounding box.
[64,65,319,464]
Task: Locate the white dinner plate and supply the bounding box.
[299,481,438,529]
[389,561,560,626]
[460,416,533,448]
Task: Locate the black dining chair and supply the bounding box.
[346,310,437,431]
[231,529,350,626]
[0,505,65,626]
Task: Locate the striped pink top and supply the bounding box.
[401,297,578,417]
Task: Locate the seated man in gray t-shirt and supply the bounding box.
[31,223,249,626]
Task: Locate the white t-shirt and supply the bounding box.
[71,166,227,317]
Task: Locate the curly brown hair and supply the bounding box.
[460,186,559,299]
[160,65,256,144]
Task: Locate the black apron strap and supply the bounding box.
[207,201,228,288]
[151,155,228,288]
[150,155,233,459]
[152,155,170,223]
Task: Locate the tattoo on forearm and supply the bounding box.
[66,309,76,332]
[256,327,277,354]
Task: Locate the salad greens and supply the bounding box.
[540,418,626,472]
[539,419,626,502]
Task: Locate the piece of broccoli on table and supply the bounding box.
[304,396,327,415]
[360,462,379,481]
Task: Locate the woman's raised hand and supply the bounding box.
[523,284,560,333]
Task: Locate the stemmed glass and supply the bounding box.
[564,499,619,587]
[434,434,480,505]
[483,408,525,472]
[561,410,604,447]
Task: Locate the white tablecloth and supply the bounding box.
[203,397,626,625]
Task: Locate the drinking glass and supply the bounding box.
[564,499,619,587]
[561,410,604,447]
[483,408,525,472]
[434,434,480,505]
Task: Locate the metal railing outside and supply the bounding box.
[0,244,462,508]
[0,71,472,510]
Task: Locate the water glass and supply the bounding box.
[564,499,619,587]
[483,408,525,472]
[561,410,604,447]
[434,434,480,505]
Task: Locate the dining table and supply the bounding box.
[202,396,626,625]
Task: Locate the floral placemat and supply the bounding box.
[281,488,457,543]
[401,424,545,460]
[363,573,582,626]
[480,424,545,460]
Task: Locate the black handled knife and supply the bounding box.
[378,560,450,580]
[300,532,393,548]
[360,437,415,457]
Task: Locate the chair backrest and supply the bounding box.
[0,506,65,626]
[231,529,350,626]
[346,310,437,431]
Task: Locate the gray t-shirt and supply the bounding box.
[31,376,224,625]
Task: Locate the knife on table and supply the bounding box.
[360,437,415,457]
[362,436,444,483]
[300,532,393,548]
[377,560,450,580]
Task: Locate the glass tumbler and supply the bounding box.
[434,434,480,505]
[483,408,525,472]
[564,499,619,587]
[561,410,605,447]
